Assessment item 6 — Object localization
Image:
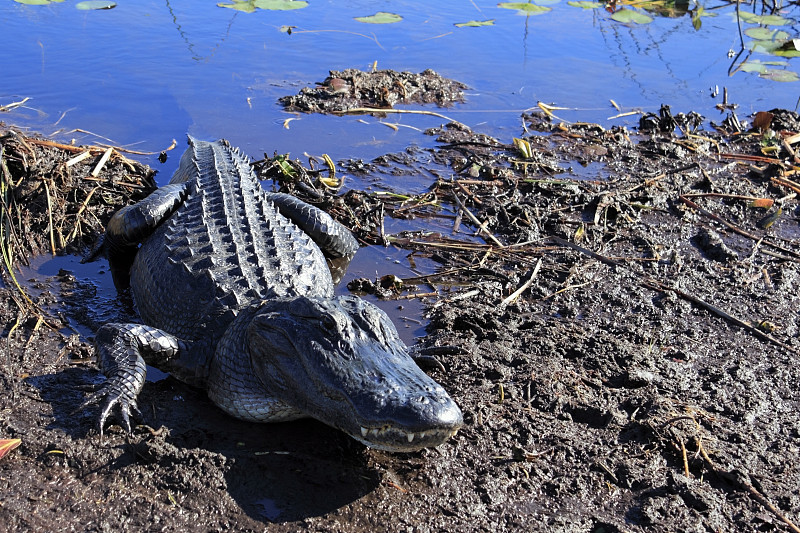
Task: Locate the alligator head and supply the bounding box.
[247,294,463,452]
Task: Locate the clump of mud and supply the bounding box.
[279,68,467,114]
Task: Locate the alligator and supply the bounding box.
[81,136,462,452]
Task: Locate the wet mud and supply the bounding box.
[1,106,800,532]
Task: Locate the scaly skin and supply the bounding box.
[82,136,462,452]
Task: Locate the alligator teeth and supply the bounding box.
[361,426,369,438]
[419,432,426,439]
[407,433,415,443]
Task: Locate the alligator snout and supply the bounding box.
[248,294,464,452]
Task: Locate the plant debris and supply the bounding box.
[279,68,467,114]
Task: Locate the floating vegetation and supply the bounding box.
[354,11,403,24]
[454,19,496,27]
[566,1,602,8]
[744,28,790,42]
[731,4,800,81]
[75,1,116,9]
[217,0,308,12]
[497,2,552,14]
[15,0,800,85]
[15,0,115,7]
[744,62,800,81]
[759,69,800,82]
[610,8,653,24]
[13,0,64,4]
[737,11,790,26]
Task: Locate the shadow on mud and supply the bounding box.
[28,369,380,523]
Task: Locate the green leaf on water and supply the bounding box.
[218,1,257,12]
[354,12,403,24]
[497,2,552,14]
[738,12,790,26]
[610,9,653,24]
[740,59,788,74]
[748,39,783,53]
[772,50,800,58]
[739,60,768,73]
[455,19,496,27]
[75,0,116,9]
[760,69,799,82]
[14,0,63,5]
[567,1,602,8]
[254,0,308,10]
[772,40,800,58]
[744,28,790,41]
[746,38,800,57]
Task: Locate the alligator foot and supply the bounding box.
[77,385,143,436]
[84,323,180,437]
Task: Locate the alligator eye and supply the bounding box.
[320,315,337,332]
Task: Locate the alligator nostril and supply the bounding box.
[436,400,464,429]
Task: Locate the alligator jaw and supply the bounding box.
[355,425,461,453]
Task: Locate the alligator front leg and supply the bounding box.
[81,323,180,435]
[266,192,359,259]
[92,183,190,288]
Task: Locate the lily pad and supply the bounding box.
[760,69,799,82]
[76,0,116,9]
[455,19,496,27]
[746,38,800,56]
[218,1,257,12]
[744,27,790,41]
[748,39,783,53]
[772,41,800,58]
[740,59,788,74]
[610,9,653,24]
[740,60,776,73]
[497,2,552,13]
[738,12,790,26]
[254,0,308,10]
[354,12,402,24]
[567,1,602,8]
[14,0,64,5]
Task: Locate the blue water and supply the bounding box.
[3,0,798,181]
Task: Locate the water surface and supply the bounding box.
[3,0,797,176]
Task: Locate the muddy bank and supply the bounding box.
[1,106,799,532]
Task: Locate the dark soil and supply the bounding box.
[279,68,467,114]
[1,105,800,532]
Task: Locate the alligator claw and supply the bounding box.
[410,354,447,373]
[81,234,106,264]
[78,385,141,436]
